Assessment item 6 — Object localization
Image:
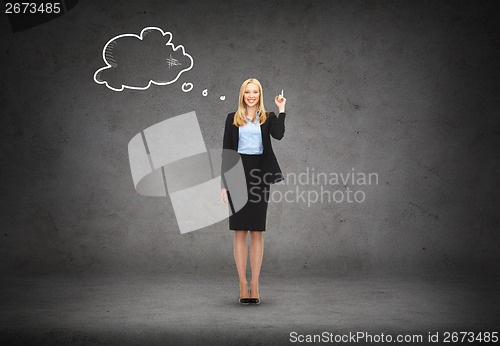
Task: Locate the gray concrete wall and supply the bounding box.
[1,0,499,275]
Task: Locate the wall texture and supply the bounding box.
[1,0,499,275]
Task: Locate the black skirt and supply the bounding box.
[227,153,270,231]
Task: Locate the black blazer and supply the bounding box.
[221,111,286,188]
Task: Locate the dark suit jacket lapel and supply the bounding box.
[233,125,239,150]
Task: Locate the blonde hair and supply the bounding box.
[233,78,267,127]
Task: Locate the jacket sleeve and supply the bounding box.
[221,113,234,189]
[269,112,286,140]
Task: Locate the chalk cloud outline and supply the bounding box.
[93,26,194,92]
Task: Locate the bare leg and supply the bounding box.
[249,231,264,298]
[234,230,249,298]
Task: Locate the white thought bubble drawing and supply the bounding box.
[181,82,193,92]
[94,26,194,91]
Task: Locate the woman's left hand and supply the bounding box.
[275,91,286,113]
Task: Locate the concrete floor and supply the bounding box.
[0,270,498,345]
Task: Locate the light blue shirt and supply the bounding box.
[238,114,263,155]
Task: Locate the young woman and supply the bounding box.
[220,78,287,305]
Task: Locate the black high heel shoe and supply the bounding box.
[239,286,250,305]
[249,288,260,305]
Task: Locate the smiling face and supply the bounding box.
[243,83,260,108]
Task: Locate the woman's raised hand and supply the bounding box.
[274,90,286,113]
